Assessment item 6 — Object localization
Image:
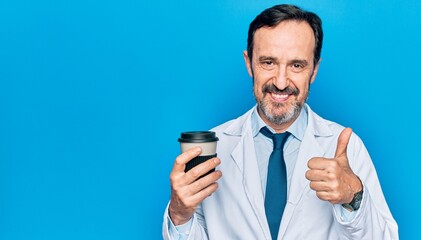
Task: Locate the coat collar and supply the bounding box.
[223,104,333,137]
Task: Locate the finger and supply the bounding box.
[189,170,222,193]
[309,181,331,192]
[305,169,329,181]
[189,182,219,205]
[315,191,330,202]
[316,191,342,204]
[185,157,221,184]
[335,128,352,158]
[307,157,336,170]
[172,147,202,173]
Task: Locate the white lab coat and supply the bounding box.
[163,104,398,239]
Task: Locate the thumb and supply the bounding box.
[335,128,353,158]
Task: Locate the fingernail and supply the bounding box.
[213,158,220,164]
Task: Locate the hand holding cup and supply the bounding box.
[168,131,222,225]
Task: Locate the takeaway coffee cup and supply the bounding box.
[178,131,219,176]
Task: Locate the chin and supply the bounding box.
[260,101,302,125]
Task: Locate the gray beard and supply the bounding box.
[258,100,302,125]
[254,81,311,126]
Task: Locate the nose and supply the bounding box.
[273,65,289,90]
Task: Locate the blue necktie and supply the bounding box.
[260,127,290,240]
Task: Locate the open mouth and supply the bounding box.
[269,92,290,102]
[262,84,299,103]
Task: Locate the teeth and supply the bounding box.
[272,93,289,99]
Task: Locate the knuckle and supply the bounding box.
[191,169,201,178]
[316,191,324,199]
[329,160,339,168]
[332,193,341,203]
[207,159,216,168]
[331,192,340,201]
[208,158,220,170]
[169,172,178,181]
[327,172,336,180]
[175,155,184,165]
[331,181,339,190]
[192,179,202,190]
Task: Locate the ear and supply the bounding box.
[243,50,253,77]
[310,58,322,84]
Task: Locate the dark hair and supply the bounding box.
[247,4,323,66]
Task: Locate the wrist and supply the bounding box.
[342,176,363,211]
[351,174,363,193]
[169,203,193,226]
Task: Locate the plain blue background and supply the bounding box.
[1,0,420,239]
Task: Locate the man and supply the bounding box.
[163,4,398,239]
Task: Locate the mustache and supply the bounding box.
[262,84,299,96]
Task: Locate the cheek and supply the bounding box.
[253,82,262,98]
[297,81,310,99]
[253,77,264,94]
[253,71,272,89]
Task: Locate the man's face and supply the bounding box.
[244,20,320,131]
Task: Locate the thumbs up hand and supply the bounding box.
[305,128,363,204]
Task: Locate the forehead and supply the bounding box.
[253,20,315,61]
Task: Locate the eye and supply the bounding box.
[264,60,273,66]
[260,60,276,70]
[290,61,307,72]
[292,63,303,69]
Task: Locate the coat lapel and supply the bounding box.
[226,107,272,240]
[232,131,271,240]
[278,105,333,239]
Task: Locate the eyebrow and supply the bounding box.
[258,56,278,62]
[289,59,309,66]
[258,56,310,66]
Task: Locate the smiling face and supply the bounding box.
[244,20,320,132]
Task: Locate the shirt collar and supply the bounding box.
[251,106,308,141]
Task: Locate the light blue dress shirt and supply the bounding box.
[168,106,356,239]
[252,107,307,195]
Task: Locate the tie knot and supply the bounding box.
[260,126,290,150]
